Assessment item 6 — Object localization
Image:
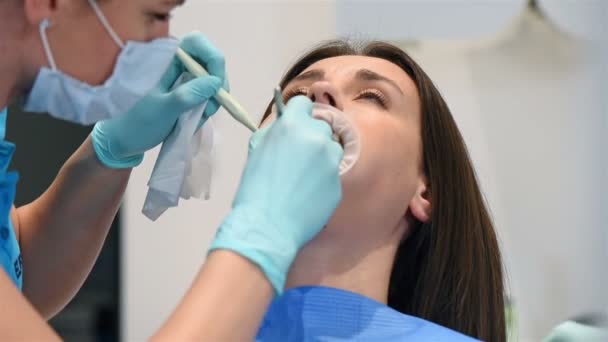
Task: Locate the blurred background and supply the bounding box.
[5,112,120,342]
[8,1,606,341]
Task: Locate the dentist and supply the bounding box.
[0,0,341,340]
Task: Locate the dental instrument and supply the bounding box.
[273,86,285,118]
[176,48,258,132]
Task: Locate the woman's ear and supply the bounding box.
[24,0,57,25]
[409,178,431,223]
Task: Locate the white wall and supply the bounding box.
[466,13,607,339]
[403,12,608,339]
[122,1,607,341]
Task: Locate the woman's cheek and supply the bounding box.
[339,117,387,186]
[341,115,414,186]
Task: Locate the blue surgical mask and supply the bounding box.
[23,0,179,125]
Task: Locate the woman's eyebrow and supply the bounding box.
[292,69,325,83]
[355,69,404,95]
[291,68,404,96]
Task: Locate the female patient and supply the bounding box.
[255,40,506,342]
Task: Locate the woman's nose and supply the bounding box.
[309,81,343,111]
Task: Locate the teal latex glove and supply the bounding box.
[92,32,226,169]
[209,96,344,294]
[543,321,608,342]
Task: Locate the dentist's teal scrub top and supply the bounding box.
[0,107,22,290]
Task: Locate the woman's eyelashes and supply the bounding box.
[283,87,309,103]
[282,86,388,108]
[357,89,388,108]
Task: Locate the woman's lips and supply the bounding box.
[312,103,361,175]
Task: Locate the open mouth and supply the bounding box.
[312,103,361,175]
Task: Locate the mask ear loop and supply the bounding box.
[87,0,125,49]
[39,19,57,71]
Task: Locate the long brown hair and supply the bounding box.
[262,40,506,342]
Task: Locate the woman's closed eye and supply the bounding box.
[283,87,309,103]
[356,89,388,108]
[283,87,388,108]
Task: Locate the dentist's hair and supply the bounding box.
[262,40,506,342]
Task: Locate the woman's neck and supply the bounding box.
[285,222,405,304]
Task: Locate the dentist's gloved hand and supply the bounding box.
[92,32,226,169]
[543,321,608,342]
[209,96,344,294]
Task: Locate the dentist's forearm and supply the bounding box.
[16,136,130,318]
[152,250,274,342]
[0,270,60,340]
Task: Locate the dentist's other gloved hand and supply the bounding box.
[543,321,608,342]
[92,32,226,169]
[209,96,343,294]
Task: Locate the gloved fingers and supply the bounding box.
[282,95,313,122]
[169,75,222,114]
[221,69,231,92]
[195,99,220,131]
[196,115,209,132]
[327,140,345,167]
[158,58,185,92]
[307,117,334,139]
[202,98,221,120]
[197,70,229,130]
[308,119,343,168]
[248,123,272,153]
[180,32,226,82]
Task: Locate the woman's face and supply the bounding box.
[262,56,431,240]
[30,0,182,85]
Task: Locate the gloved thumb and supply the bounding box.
[248,123,272,154]
[169,75,222,114]
[196,98,220,131]
[283,95,313,122]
